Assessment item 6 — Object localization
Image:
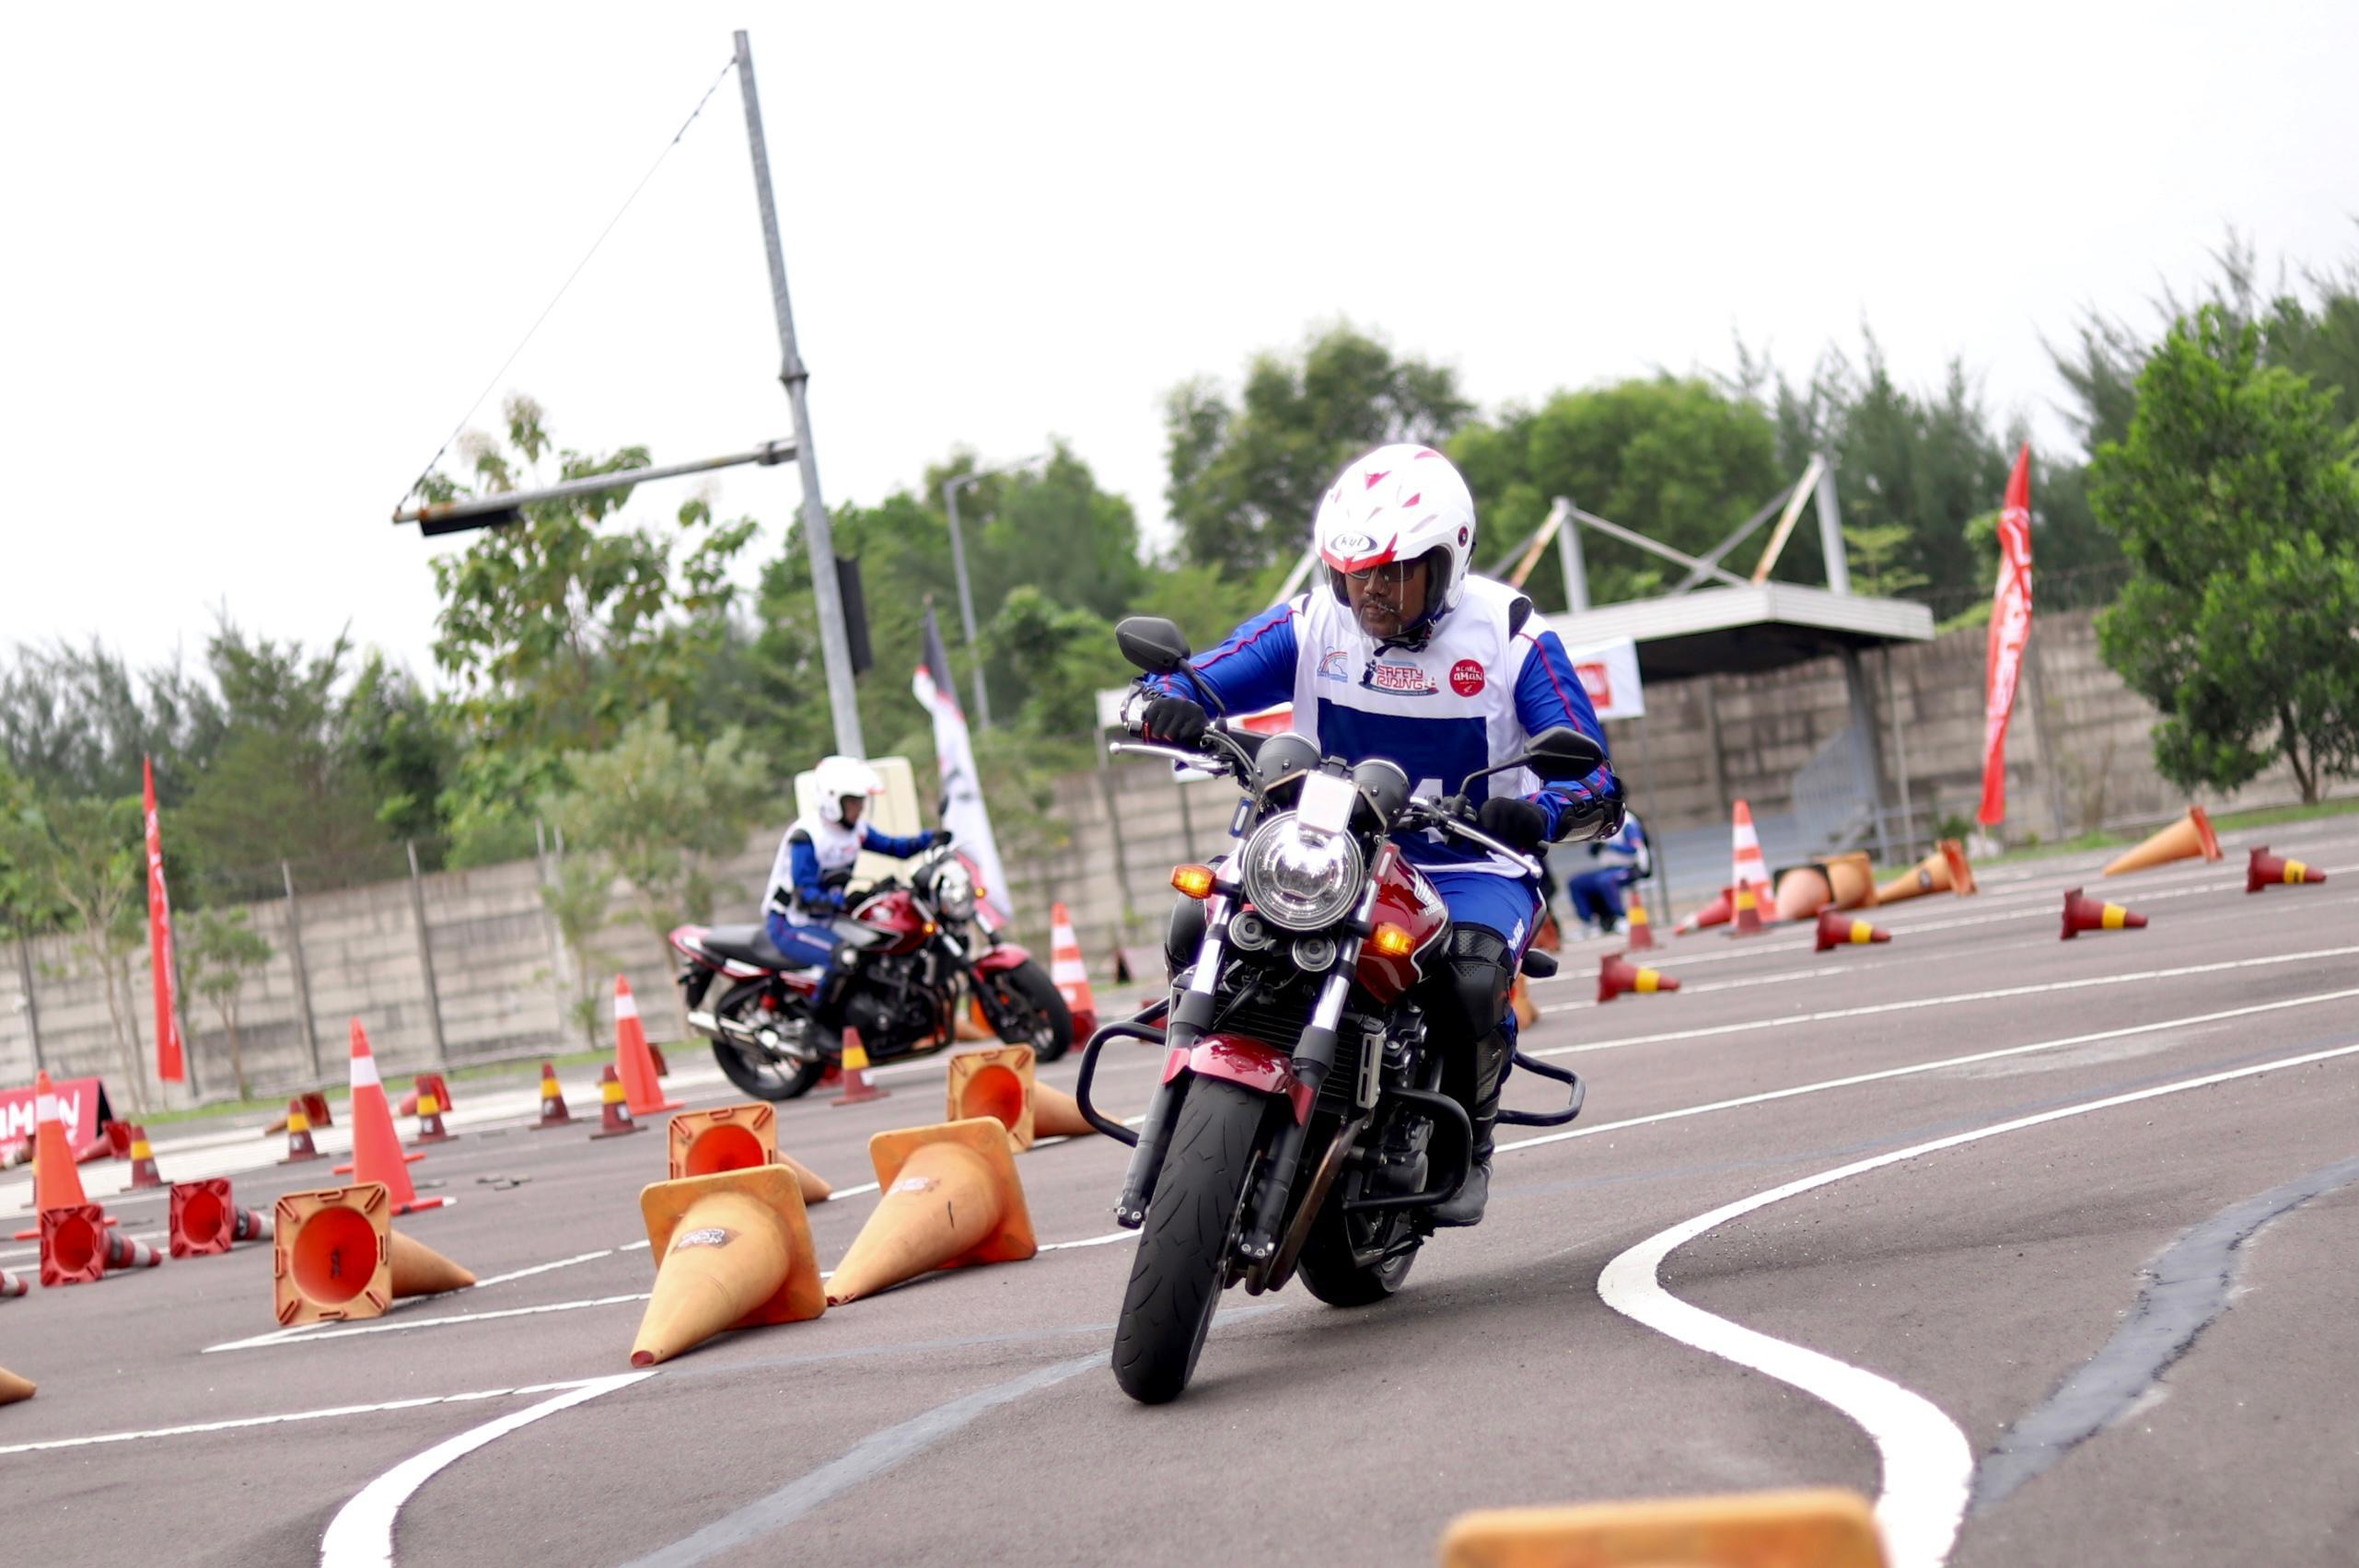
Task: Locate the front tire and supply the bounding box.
[982,960,1075,1063]
[1112,1078,1266,1404]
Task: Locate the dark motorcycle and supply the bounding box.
[669,844,1073,1101]
[1074,616,1598,1403]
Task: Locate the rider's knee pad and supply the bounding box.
[1429,927,1514,1042]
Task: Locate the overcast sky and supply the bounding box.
[6,2,2354,690]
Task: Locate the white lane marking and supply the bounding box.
[1040,1229,1134,1252]
[319,1372,652,1568]
[221,1292,658,1347]
[1504,987,2359,1154]
[1598,1038,2359,1568]
[1532,944,2359,1051]
[203,1245,644,1353]
[0,1375,619,1457]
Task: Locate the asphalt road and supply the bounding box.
[5,819,2356,1567]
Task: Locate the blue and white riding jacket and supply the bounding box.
[1144,575,1617,877]
[763,812,931,926]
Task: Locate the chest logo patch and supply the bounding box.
[1364,661,1440,696]
[1450,659,1486,697]
[1318,648,1352,683]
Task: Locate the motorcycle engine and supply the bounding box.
[844,954,939,1052]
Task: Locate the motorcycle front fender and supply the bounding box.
[1163,1033,1313,1125]
[972,942,1034,974]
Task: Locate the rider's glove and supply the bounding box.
[1477,796,1550,854]
[927,829,954,848]
[1141,694,1209,749]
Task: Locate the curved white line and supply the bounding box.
[319,1371,652,1568]
[1599,1036,2359,1568]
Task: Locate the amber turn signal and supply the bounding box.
[1171,865,1216,900]
[1371,923,1415,958]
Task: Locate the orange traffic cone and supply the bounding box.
[40,1203,160,1286]
[1675,888,1732,935]
[1876,840,1976,903]
[264,1090,333,1138]
[2248,845,2328,894]
[1598,953,1679,1003]
[1622,889,1656,951]
[613,976,680,1118]
[1532,908,1563,953]
[1030,1082,1098,1140]
[1438,1489,1881,1568]
[2062,887,2146,940]
[631,1162,825,1365]
[590,1065,644,1139]
[1048,902,1099,1041]
[1813,908,1891,953]
[831,1027,889,1107]
[1772,865,1834,923]
[1726,880,1770,937]
[278,1097,323,1164]
[169,1178,272,1258]
[273,1183,393,1324]
[1726,802,1773,935]
[946,1045,1036,1152]
[389,1228,476,1298]
[122,1124,163,1190]
[1,1269,27,1297]
[337,1020,443,1215]
[0,1366,32,1404]
[2103,805,2222,877]
[661,1103,830,1202]
[826,1118,1037,1306]
[1821,851,1878,910]
[1510,974,1539,1028]
[529,1061,574,1130]
[21,1071,90,1215]
[411,1074,458,1144]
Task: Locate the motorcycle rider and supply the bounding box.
[1134,443,1621,1226]
[762,755,950,1050]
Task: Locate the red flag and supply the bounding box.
[143,756,186,1083]
[1977,445,2034,827]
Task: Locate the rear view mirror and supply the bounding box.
[1520,726,1604,779]
[1115,617,1192,676]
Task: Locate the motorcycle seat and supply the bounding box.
[699,923,807,972]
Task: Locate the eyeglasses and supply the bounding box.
[1340,561,1418,588]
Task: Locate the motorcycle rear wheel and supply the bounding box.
[709,1040,826,1101]
[1111,1078,1265,1404]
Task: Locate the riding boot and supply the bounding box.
[1431,1027,1509,1228]
[809,968,854,1055]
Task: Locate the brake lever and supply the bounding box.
[1108,739,1229,772]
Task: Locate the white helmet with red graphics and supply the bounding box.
[1313,443,1478,628]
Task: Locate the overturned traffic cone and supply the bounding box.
[271,1182,473,1325]
[336,1020,443,1214]
[529,1061,574,1130]
[631,1162,825,1366]
[1439,1488,1885,1568]
[411,1074,458,1144]
[123,1124,163,1190]
[590,1065,644,1139]
[2063,887,2146,940]
[1814,908,1892,953]
[831,1027,889,1107]
[1,1270,27,1298]
[1598,952,1679,1004]
[825,1118,1038,1306]
[2248,845,2328,894]
[1030,1082,1098,1140]
[2104,804,2222,877]
[946,1045,1036,1151]
[169,1178,272,1258]
[40,1203,160,1287]
[1876,839,1977,903]
[1622,889,1656,951]
[613,976,680,1119]
[1675,887,1732,935]
[0,1366,32,1405]
[278,1097,323,1165]
[1048,901,1098,1041]
[389,1227,476,1298]
[663,1103,831,1204]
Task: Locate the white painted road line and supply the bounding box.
[1598,1036,2359,1568]
[319,1372,653,1568]
[1534,944,2359,1052]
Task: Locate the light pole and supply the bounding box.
[941,452,1047,730]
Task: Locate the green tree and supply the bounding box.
[538,854,615,1048]
[0,639,225,805]
[981,587,1119,741]
[1,792,149,1109]
[1167,324,1471,575]
[538,704,773,965]
[183,908,273,1099]
[2090,307,2359,802]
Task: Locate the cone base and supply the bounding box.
[1030,1084,1097,1140]
[0,1366,34,1404]
[388,1228,476,1296]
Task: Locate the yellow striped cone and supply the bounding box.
[2247,845,2328,893]
[530,1061,574,1130]
[591,1064,644,1138]
[1622,889,1656,951]
[1598,953,1679,1002]
[1726,878,1770,937]
[830,1028,889,1107]
[2061,887,2146,939]
[125,1124,163,1189]
[1813,908,1892,952]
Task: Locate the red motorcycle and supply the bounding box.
[669,844,1073,1100]
[1075,616,1598,1403]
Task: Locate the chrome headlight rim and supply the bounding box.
[930,862,977,920]
[1239,812,1365,933]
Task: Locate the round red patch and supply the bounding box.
[1450,659,1485,696]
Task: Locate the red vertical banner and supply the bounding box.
[1977,445,2035,827]
[144,755,186,1083]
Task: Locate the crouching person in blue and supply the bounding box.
[1133,443,1622,1225]
[762,755,949,1051]
[1563,810,1651,935]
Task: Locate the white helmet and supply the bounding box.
[812,755,883,824]
[1313,443,1477,633]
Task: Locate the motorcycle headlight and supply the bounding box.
[1238,812,1364,932]
[931,862,977,920]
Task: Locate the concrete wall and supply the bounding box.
[3,605,2342,1107]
